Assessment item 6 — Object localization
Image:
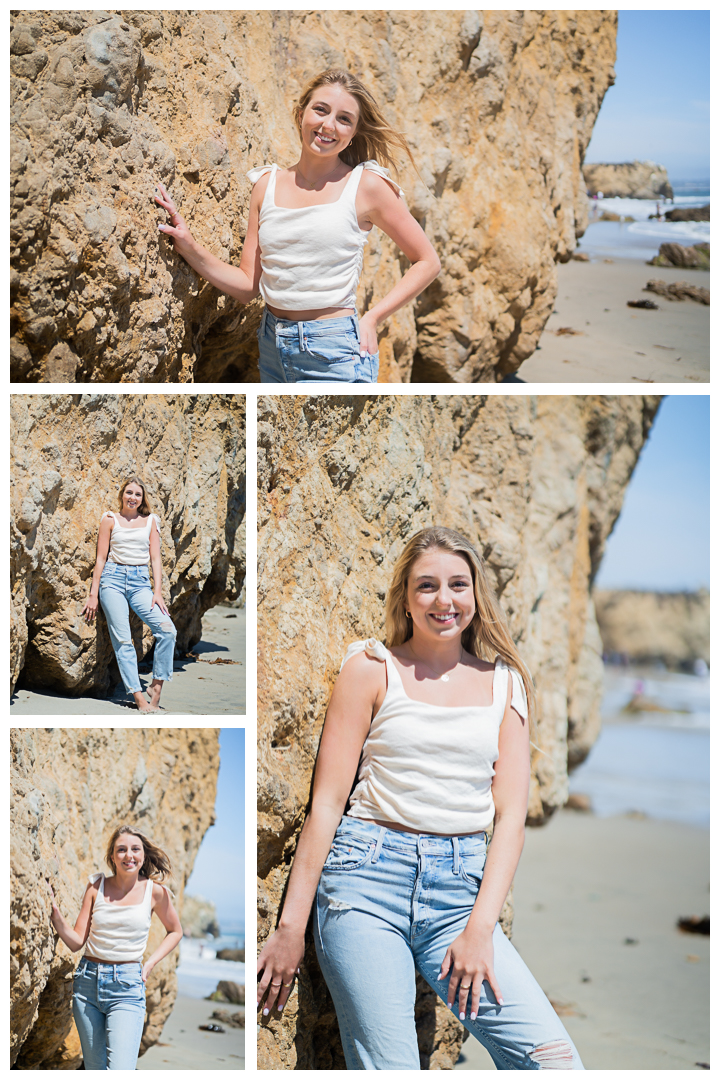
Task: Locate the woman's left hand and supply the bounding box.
[358,312,379,359]
[151,592,168,615]
[439,927,504,1021]
[141,962,153,984]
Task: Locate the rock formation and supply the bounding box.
[594,589,710,669]
[644,280,709,305]
[11,10,616,383]
[648,242,710,270]
[11,394,245,697]
[665,205,710,222]
[11,727,219,1068]
[583,160,674,200]
[257,393,661,1068]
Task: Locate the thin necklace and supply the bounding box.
[408,640,464,682]
[296,162,342,190]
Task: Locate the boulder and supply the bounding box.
[10,10,617,383]
[10,727,220,1068]
[648,242,710,270]
[643,280,709,305]
[257,394,661,1068]
[11,395,245,696]
[594,589,710,669]
[664,205,709,222]
[583,160,673,200]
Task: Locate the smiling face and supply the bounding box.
[300,83,360,159]
[121,482,144,515]
[112,832,144,875]
[405,549,476,643]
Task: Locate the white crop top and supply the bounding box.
[246,161,403,312]
[104,511,160,565]
[342,639,528,835]
[84,874,155,962]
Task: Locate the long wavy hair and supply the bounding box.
[105,824,172,883]
[386,526,535,721]
[117,477,152,517]
[293,68,417,176]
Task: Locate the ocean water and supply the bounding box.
[176,937,245,999]
[578,193,710,260]
[569,667,710,828]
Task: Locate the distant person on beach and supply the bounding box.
[49,825,182,1070]
[82,477,176,712]
[154,68,440,384]
[257,526,585,1069]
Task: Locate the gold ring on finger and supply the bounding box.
[461,983,472,989]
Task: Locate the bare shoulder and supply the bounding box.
[151,881,170,905]
[336,649,386,684]
[358,167,402,207]
[463,652,496,675]
[249,170,271,209]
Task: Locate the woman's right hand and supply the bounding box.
[81,596,99,624]
[155,182,197,260]
[257,926,305,1017]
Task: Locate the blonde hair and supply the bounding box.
[293,68,417,175]
[386,526,535,721]
[105,824,172,883]
[117,477,152,517]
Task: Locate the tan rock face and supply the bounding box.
[11,10,616,383]
[11,394,245,696]
[257,394,661,1068]
[594,589,710,669]
[583,160,673,200]
[11,727,220,1068]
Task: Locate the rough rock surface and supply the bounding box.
[583,160,673,200]
[11,727,219,1068]
[648,242,710,270]
[257,394,661,1068]
[182,894,221,938]
[644,279,709,305]
[594,589,710,669]
[11,10,616,383]
[11,394,245,696]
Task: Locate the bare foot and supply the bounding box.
[148,680,164,710]
[133,692,160,713]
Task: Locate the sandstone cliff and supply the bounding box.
[257,394,661,1068]
[583,160,674,200]
[11,727,219,1068]
[11,10,616,383]
[11,394,245,697]
[594,589,709,669]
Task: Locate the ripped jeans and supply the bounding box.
[314,816,584,1070]
[98,563,176,694]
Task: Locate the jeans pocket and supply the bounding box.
[306,333,356,366]
[459,849,488,887]
[323,836,375,871]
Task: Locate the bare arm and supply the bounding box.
[148,519,168,615]
[357,172,441,354]
[142,884,183,982]
[81,517,113,623]
[440,682,531,1020]
[154,178,265,304]
[49,880,97,952]
[256,652,384,1015]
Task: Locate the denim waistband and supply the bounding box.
[102,562,149,572]
[79,959,142,968]
[337,814,487,855]
[264,307,359,338]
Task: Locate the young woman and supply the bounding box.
[257,526,584,1070]
[49,824,183,1070]
[82,477,176,713]
[154,68,440,383]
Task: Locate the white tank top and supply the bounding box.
[246,161,403,311]
[342,639,528,835]
[84,874,155,962]
[104,511,160,565]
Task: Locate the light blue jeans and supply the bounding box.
[314,816,584,1070]
[257,308,380,383]
[72,959,146,1069]
[98,563,176,694]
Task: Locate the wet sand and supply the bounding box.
[516,260,709,383]
[137,995,244,1071]
[455,810,709,1070]
[10,605,245,716]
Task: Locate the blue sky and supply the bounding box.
[585,10,710,179]
[595,396,710,591]
[185,728,245,932]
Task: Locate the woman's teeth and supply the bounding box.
[431,613,457,622]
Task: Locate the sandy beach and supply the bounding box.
[10,605,245,715]
[137,995,244,1071]
[516,260,709,383]
[455,809,709,1070]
